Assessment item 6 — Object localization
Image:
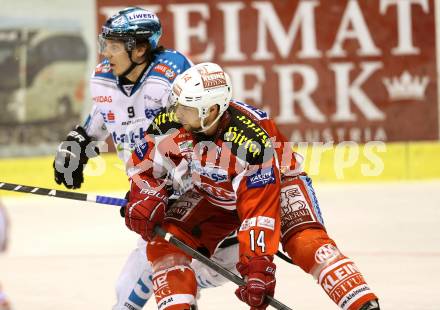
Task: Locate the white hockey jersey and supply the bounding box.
[83,49,192,168]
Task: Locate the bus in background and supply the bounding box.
[0,23,88,151]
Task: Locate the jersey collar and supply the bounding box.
[116,61,155,97]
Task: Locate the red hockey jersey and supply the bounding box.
[128,101,294,262]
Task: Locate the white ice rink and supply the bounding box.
[1,181,439,310]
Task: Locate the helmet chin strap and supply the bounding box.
[195,111,223,133]
[120,50,146,78]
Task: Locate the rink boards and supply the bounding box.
[0,141,439,197]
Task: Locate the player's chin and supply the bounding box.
[182,124,192,131]
[112,65,124,76]
[184,125,202,132]
[112,68,121,76]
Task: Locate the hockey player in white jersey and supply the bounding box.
[0,199,12,310]
[53,7,238,310]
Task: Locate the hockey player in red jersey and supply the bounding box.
[125,62,282,309]
[125,61,380,310]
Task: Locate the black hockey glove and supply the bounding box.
[53,126,99,189]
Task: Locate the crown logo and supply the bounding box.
[382,71,429,101]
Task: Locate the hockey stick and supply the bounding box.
[0,182,295,266]
[219,236,293,265]
[155,226,293,310]
[0,182,127,206]
[276,249,294,265]
[0,181,292,309]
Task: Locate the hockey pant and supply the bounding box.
[280,174,378,310]
[146,191,241,310]
[112,233,238,309]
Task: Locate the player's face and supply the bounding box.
[175,104,202,132]
[99,39,131,76]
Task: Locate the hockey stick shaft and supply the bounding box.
[220,236,293,265]
[155,226,293,310]
[276,249,294,265]
[0,182,127,207]
[0,181,294,264]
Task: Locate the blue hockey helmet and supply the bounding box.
[100,7,162,51]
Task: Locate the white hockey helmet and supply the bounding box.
[169,62,232,132]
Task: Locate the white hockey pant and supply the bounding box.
[112,239,239,309]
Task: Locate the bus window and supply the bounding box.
[27,34,87,87]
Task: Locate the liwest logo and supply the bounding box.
[247,167,275,188]
[127,12,158,22]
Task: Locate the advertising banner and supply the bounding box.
[97,0,439,142]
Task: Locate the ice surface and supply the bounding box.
[1,181,439,309]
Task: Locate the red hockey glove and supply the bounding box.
[235,256,276,310]
[124,179,168,241]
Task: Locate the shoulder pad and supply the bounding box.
[93,61,116,81]
[223,106,274,165]
[148,108,182,135]
[160,49,192,65]
[230,100,268,121]
[149,50,192,82]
